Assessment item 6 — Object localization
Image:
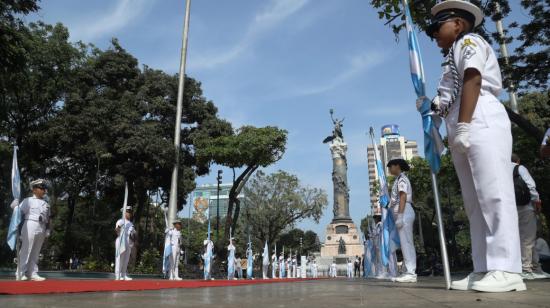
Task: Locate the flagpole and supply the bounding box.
[400,0,450,289]
[168,0,192,225]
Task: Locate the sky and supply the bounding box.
[27,0,528,239]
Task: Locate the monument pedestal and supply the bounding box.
[320,220,363,258]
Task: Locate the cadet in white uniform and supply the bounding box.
[312,260,318,278]
[271,251,278,278]
[387,159,417,283]
[279,253,285,278]
[346,258,353,278]
[510,154,546,280]
[166,220,183,280]
[227,237,236,280]
[422,0,524,292]
[17,179,50,281]
[330,260,337,278]
[115,206,136,280]
[292,255,298,278]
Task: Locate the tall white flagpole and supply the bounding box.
[168,0,192,225]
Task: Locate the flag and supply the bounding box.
[162,231,172,274]
[116,182,128,257]
[403,0,445,173]
[246,234,253,278]
[7,146,21,251]
[369,128,399,266]
[263,241,269,265]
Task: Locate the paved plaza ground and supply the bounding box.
[1,276,549,308]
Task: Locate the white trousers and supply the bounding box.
[447,98,521,273]
[517,205,537,272]
[347,265,353,278]
[18,220,46,278]
[393,204,416,275]
[115,238,131,278]
[169,247,180,279]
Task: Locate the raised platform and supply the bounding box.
[0,278,320,295]
[320,221,363,258]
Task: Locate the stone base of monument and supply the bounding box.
[320,220,363,258]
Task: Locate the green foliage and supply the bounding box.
[370,0,548,92]
[196,126,288,242]
[134,248,161,274]
[241,170,327,251]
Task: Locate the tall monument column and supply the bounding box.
[330,140,352,222]
[320,109,363,259]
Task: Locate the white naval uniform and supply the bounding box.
[292,257,297,278]
[312,262,318,278]
[390,173,416,275]
[165,227,182,279]
[286,257,292,278]
[330,262,337,278]
[262,251,269,279]
[440,33,521,273]
[279,256,284,278]
[18,196,50,279]
[115,218,135,279]
[347,260,353,278]
[511,163,540,272]
[271,254,278,278]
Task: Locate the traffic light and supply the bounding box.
[217,170,223,187]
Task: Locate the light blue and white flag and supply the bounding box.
[263,241,269,266]
[116,182,128,258]
[246,235,253,279]
[403,0,445,173]
[7,146,21,251]
[162,206,172,275]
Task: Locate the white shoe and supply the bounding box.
[532,271,550,279]
[169,277,174,281]
[20,276,28,281]
[174,277,182,281]
[450,272,485,291]
[31,275,46,281]
[393,274,417,283]
[520,271,535,280]
[471,271,526,293]
[123,276,133,281]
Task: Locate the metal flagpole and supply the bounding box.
[168,0,192,225]
[494,2,518,113]
[401,0,450,289]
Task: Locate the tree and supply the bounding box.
[0,0,40,73]
[195,126,288,243]
[240,170,328,253]
[369,0,548,93]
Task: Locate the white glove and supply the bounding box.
[431,95,441,111]
[395,213,404,229]
[10,199,20,209]
[453,122,471,154]
[416,96,428,112]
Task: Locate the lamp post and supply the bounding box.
[216,170,223,243]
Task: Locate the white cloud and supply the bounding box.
[293,50,387,97]
[189,0,309,70]
[70,0,153,41]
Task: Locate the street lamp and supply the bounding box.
[216,170,223,242]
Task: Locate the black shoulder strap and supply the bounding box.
[513,165,520,177]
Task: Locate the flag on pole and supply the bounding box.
[403,0,445,173]
[369,128,399,266]
[116,182,129,258]
[162,206,172,274]
[263,241,269,266]
[7,146,21,251]
[246,234,253,278]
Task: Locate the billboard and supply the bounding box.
[381,124,399,137]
